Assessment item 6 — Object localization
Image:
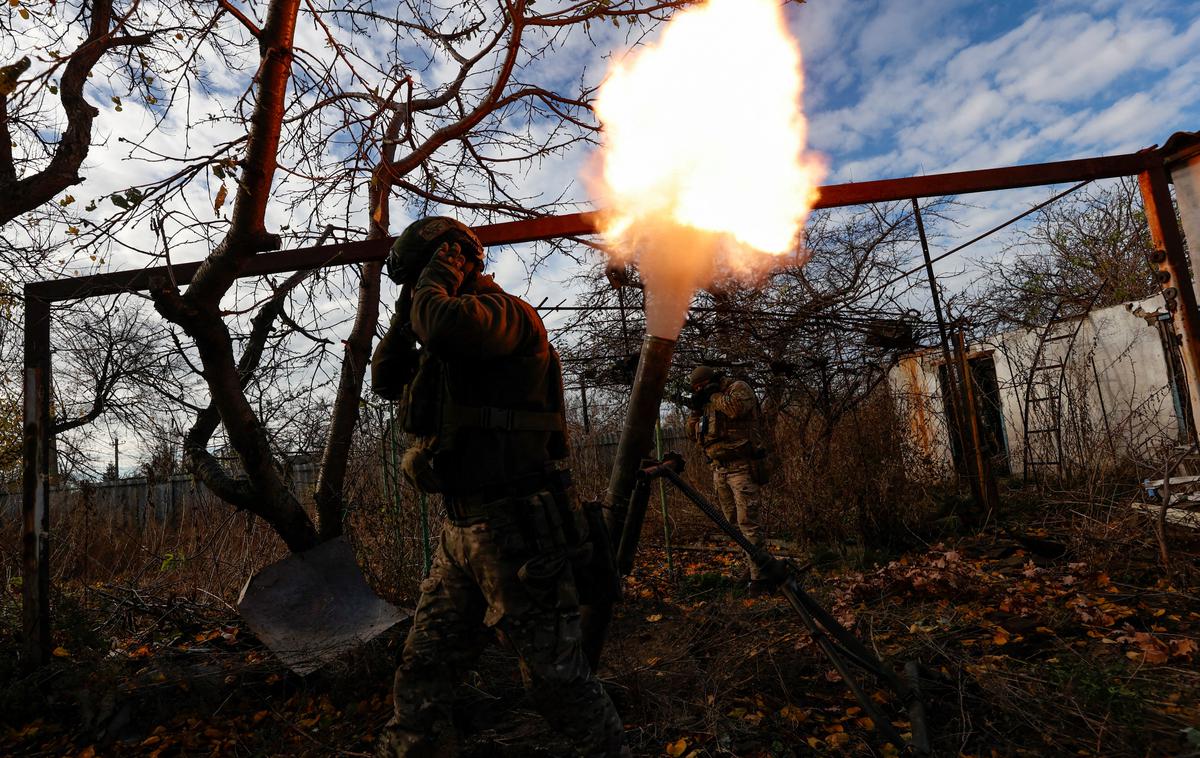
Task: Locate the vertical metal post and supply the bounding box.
[419,493,431,576]
[654,419,674,581]
[22,294,52,669]
[1167,143,1200,301]
[1139,156,1200,442]
[616,286,631,355]
[913,200,981,508]
[579,384,591,434]
[955,329,995,517]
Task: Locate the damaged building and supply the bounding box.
[890,294,1192,481]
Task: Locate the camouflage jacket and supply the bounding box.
[686,377,759,463]
[371,246,567,495]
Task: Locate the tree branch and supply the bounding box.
[0,0,154,224]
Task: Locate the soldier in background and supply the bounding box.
[371,216,626,757]
[685,365,771,595]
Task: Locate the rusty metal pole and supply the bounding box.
[1139,152,1200,442]
[955,329,996,517]
[22,294,52,669]
[913,200,982,509]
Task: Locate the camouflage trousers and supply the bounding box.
[378,514,627,757]
[712,459,764,580]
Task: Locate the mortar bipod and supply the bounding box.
[635,454,932,756]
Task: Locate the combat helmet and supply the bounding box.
[386,216,484,284]
[689,365,722,392]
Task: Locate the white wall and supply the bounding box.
[888,295,1184,474]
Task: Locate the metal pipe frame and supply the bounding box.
[21,134,1200,668]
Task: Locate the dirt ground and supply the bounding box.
[3,520,1199,757]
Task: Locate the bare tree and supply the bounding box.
[970,178,1158,331]
[557,201,943,440]
[125,0,700,551]
[0,0,155,223]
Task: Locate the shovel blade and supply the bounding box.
[237,537,409,675]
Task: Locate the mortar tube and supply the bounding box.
[604,335,678,536]
[580,334,677,670]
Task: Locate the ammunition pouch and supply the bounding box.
[401,352,442,437]
[441,468,619,608]
[517,551,574,610]
[749,445,776,485]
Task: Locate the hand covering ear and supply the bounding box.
[417,241,471,295]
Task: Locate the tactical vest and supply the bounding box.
[698,378,759,463]
[400,345,568,496]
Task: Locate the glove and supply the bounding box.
[416,242,469,294]
[692,384,719,410]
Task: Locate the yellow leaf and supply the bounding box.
[828,732,851,747]
[779,704,807,724]
[8,0,18,7]
[214,183,228,212]
[19,7,29,18]
[665,737,688,757]
[992,628,1010,646]
[52,646,70,658]
[646,613,663,623]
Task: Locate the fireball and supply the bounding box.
[592,0,823,337]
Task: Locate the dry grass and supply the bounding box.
[3,400,1199,756]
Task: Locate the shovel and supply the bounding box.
[237,536,409,675]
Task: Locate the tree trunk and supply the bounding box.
[150,0,315,551]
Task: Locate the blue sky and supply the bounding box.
[496,0,1200,326]
[791,0,1199,181]
[35,0,1200,469]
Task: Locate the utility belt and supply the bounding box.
[707,439,754,464]
[443,466,573,527]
